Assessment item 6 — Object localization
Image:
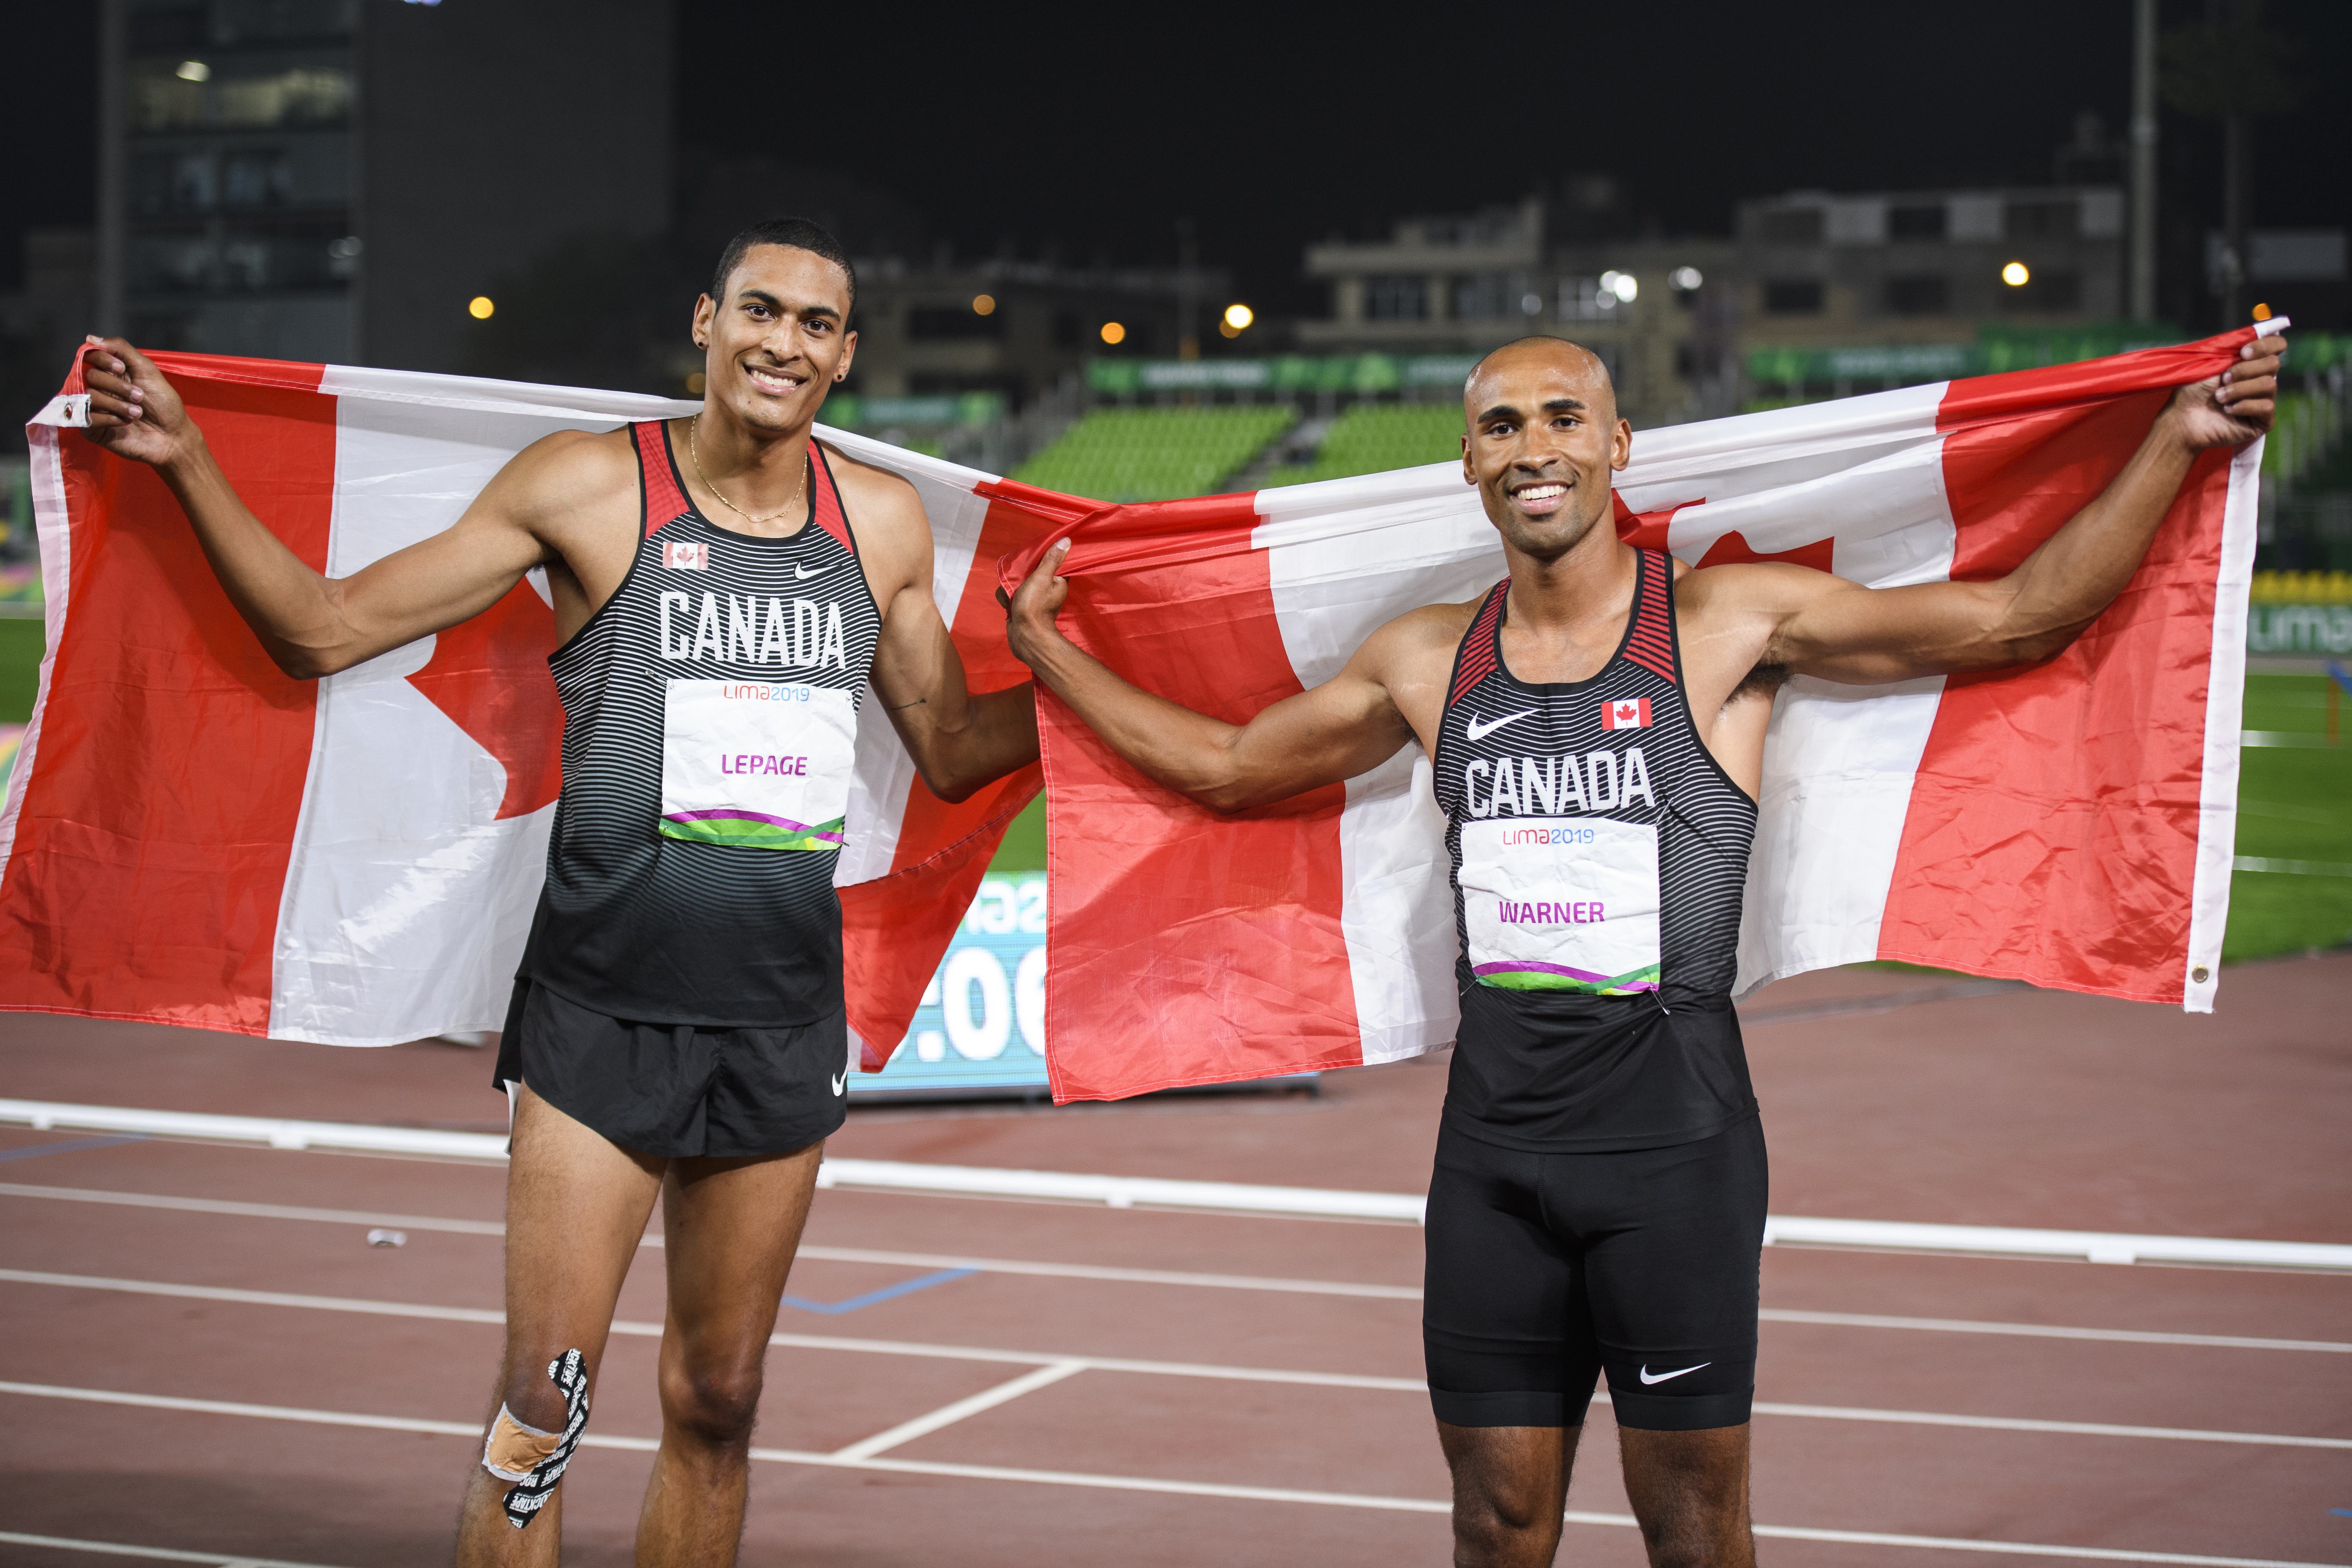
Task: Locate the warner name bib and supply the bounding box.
[1458,817,1662,995]
[659,679,855,852]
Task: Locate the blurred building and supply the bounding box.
[1298,190,1736,427]
[1737,185,2126,348]
[97,0,672,371]
[836,258,1213,409]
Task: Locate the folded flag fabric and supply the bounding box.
[6,327,2270,1094]
[6,354,1064,1064]
[1004,325,2276,1101]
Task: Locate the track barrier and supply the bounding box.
[5,1097,2349,1271]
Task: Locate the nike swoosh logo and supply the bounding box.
[794,563,830,580]
[1638,1363,1711,1385]
[829,1072,846,1097]
[1465,710,1534,742]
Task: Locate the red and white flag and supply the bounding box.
[1004,326,2275,1100]
[4,354,1065,1064]
[1602,697,1652,730]
[5,328,2272,1095]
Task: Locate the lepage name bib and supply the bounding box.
[659,679,855,852]
[1458,817,1661,995]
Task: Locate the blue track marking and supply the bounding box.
[781,1266,976,1315]
[0,1135,146,1164]
[2330,1507,2352,1518]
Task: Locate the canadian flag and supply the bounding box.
[1602,697,1652,730]
[5,327,2274,1099]
[1003,325,2276,1100]
[4,353,1068,1064]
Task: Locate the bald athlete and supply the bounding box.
[1005,335,2279,1566]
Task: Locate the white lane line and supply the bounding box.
[12,1185,2352,1352]
[9,1106,2352,1271]
[0,1530,351,1567]
[1756,1307,2352,1355]
[0,1385,2335,1568]
[1751,1402,2352,1450]
[0,1181,508,1237]
[0,1268,1421,1392]
[829,1361,1088,1461]
[1735,1523,2341,1568]
[797,1244,1421,1300]
[7,1268,2346,1448]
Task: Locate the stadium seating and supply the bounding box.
[2249,569,2352,604]
[1265,402,1465,489]
[1012,406,1297,503]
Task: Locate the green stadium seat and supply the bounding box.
[1012,406,1298,503]
[1264,403,1466,490]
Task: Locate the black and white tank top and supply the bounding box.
[518,420,884,1028]
[1431,549,1762,1151]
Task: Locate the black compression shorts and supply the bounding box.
[1422,1113,1766,1432]
[494,978,849,1160]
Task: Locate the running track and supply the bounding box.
[1,956,2347,1566]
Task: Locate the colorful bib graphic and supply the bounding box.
[1458,817,1662,994]
[658,679,855,851]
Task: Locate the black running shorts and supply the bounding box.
[494,978,849,1160]
[1422,1113,1766,1432]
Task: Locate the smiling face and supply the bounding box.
[1460,339,1631,564]
[691,243,857,435]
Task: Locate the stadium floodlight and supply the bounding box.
[1669,266,1704,292]
[468,297,495,320]
[1601,271,1639,303]
[2002,261,2031,287]
[175,60,211,82]
[972,294,996,316]
[1223,303,1254,332]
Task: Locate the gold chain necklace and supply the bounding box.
[686,415,808,526]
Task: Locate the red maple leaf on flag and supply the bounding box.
[1613,493,1835,573]
[404,580,564,820]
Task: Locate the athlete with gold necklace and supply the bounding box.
[76,218,1039,1565]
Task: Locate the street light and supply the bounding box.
[1669,267,1704,292]
[468,297,495,320]
[2002,261,2031,287]
[1100,321,1127,346]
[972,294,996,316]
[1222,303,1253,331]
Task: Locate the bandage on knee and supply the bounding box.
[482,1347,590,1529]
[482,1407,561,1481]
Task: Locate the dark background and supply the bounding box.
[4,0,2345,327]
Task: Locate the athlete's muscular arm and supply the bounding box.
[1683,343,2281,687]
[836,450,1039,803]
[76,337,614,678]
[1006,542,1447,811]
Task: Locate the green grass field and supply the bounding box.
[2227,671,2352,961]
[0,618,41,724]
[1,626,2341,960]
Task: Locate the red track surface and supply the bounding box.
[2,956,2348,1566]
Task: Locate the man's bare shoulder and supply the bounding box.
[477,426,642,534]
[1356,596,1482,679]
[819,438,927,532]
[1676,558,1854,623]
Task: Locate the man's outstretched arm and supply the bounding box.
[1005,541,1429,811]
[78,337,579,678]
[852,463,1042,803]
[1688,339,2282,685]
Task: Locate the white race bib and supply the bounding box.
[1459,817,1661,995]
[659,679,855,852]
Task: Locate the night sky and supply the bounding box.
[6,1,2344,324]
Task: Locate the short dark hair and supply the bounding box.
[709,218,857,320]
